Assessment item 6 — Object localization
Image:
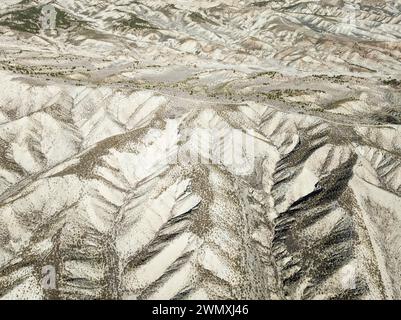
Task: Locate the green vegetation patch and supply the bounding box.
[189,12,219,26]
[262,89,324,100]
[251,1,270,7]
[382,78,401,88]
[118,14,156,30]
[0,6,82,34]
[0,6,42,33]
[251,71,278,79]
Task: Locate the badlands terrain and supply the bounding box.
[0,0,401,300]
